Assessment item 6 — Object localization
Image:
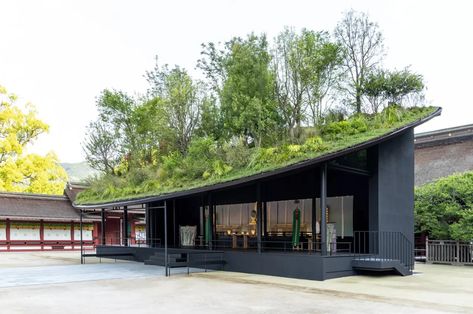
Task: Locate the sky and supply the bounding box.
[1,0,472,163]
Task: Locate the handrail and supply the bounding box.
[354,231,414,272]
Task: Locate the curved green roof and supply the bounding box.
[75,106,441,208]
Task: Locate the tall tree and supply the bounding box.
[272,28,342,137]
[335,10,384,113]
[83,120,121,174]
[363,68,425,113]
[0,85,67,194]
[221,34,279,146]
[146,62,204,154]
[199,34,280,146]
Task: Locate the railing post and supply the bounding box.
[456,240,460,264]
[425,236,429,263]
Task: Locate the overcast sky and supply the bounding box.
[1,0,472,162]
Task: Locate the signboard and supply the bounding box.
[10,222,40,240]
[135,225,146,241]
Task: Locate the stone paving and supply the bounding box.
[0,251,471,313]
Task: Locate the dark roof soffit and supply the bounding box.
[74,107,442,209]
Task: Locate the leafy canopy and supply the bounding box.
[0,85,67,194]
[415,171,473,241]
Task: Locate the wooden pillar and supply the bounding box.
[320,164,327,256]
[257,183,262,253]
[123,206,128,246]
[6,219,10,251]
[40,220,44,251]
[71,221,75,250]
[101,208,106,245]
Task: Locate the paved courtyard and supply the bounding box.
[0,251,471,313]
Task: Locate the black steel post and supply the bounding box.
[173,199,176,247]
[101,208,106,245]
[200,195,205,240]
[257,183,262,253]
[145,203,150,246]
[320,164,327,256]
[164,200,168,276]
[123,206,128,246]
[311,197,316,250]
[263,201,268,237]
[80,209,83,264]
[209,193,213,250]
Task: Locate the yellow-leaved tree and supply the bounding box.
[0,85,67,194]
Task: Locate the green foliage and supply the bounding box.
[415,171,473,241]
[200,34,281,146]
[364,68,425,113]
[76,106,436,205]
[335,10,384,113]
[273,28,342,137]
[0,85,67,195]
[79,17,435,205]
[321,115,368,139]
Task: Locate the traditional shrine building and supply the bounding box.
[0,192,97,251]
[75,108,440,280]
[0,186,145,251]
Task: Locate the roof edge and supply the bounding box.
[0,192,70,201]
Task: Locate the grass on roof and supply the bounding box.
[76,106,439,205]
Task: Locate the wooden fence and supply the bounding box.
[426,239,473,265]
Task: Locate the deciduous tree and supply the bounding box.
[0,85,67,194]
[335,10,384,113]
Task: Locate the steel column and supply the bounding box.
[263,201,268,237]
[311,197,316,250]
[145,203,150,246]
[320,164,327,256]
[101,208,106,245]
[208,193,213,250]
[257,183,262,253]
[80,209,83,264]
[164,201,168,276]
[123,206,128,246]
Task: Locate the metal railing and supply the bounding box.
[208,238,352,255]
[98,236,162,248]
[426,239,473,265]
[354,231,414,272]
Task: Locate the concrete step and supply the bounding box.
[352,258,412,276]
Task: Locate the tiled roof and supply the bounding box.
[0,192,82,221]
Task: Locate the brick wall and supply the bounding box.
[415,140,473,186]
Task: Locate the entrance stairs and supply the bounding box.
[352,231,414,276]
[351,257,412,276]
[144,252,187,268]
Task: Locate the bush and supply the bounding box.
[322,115,368,138]
[223,137,252,169]
[415,171,473,241]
